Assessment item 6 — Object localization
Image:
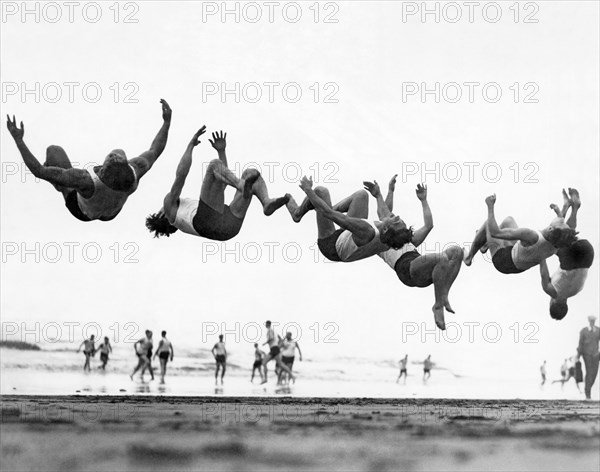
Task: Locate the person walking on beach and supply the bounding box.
[153,331,174,384]
[423,355,433,382]
[553,359,570,386]
[540,360,547,386]
[77,334,96,372]
[278,332,302,385]
[261,321,294,384]
[97,337,112,370]
[130,330,154,381]
[577,315,600,400]
[212,335,227,385]
[251,344,265,383]
[397,355,408,384]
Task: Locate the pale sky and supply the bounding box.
[1,1,598,379]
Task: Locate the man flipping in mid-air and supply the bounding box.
[146,129,290,239]
[539,188,594,320]
[364,176,463,330]
[6,100,171,222]
[287,176,413,263]
[464,194,577,274]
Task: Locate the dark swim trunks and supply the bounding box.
[491,246,524,274]
[558,239,594,270]
[159,352,170,361]
[253,360,262,369]
[215,354,226,363]
[100,352,109,363]
[269,346,281,357]
[394,250,433,288]
[317,229,345,262]
[193,199,244,241]
[281,356,295,368]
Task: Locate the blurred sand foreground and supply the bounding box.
[1,396,599,471]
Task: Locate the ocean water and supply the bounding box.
[0,343,592,400]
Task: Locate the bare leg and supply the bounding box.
[200,159,245,212]
[409,246,463,330]
[566,188,580,229]
[332,189,369,219]
[286,194,315,222]
[229,171,289,218]
[275,355,295,380]
[465,222,487,266]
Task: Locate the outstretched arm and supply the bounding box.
[300,176,375,245]
[163,127,206,222]
[411,184,433,246]
[363,180,391,219]
[539,260,558,298]
[6,115,93,192]
[485,195,538,245]
[296,343,303,361]
[384,174,397,213]
[129,99,172,179]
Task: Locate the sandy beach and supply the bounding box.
[1,395,598,471]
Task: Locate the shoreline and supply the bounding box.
[2,395,599,471]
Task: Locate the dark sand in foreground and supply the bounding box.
[1,396,599,471]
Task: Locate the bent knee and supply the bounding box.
[241,167,260,179]
[354,189,369,201]
[314,186,330,198]
[500,216,517,228]
[445,245,464,260]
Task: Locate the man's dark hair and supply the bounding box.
[550,301,569,320]
[383,226,414,250]
[161,331,167,337]
[558,239,594,270]
[146,213,179,238]
[548,227,578,248]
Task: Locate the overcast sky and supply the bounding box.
[1,1,598,379]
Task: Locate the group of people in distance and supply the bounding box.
[6,101,594,333]
[77,335,112,372]
[396,354,434,384]
[130,330,174,384]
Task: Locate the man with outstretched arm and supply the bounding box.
[365,176,463,330]
[539,188,594,320]
[146,129,290,239]
[6,100,171,222]
[464,194,577,274]
[287,176,413,263]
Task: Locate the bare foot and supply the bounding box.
[479,243,489,254]
[242,169,261,199]
[432,304,446,330]
[443,298,455,314]
[264,194,291,216]
[260,379,267,385]
[463,248,473,266]
[550,203,561,216]
[568,188,581,209]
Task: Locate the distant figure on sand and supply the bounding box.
[212,335,227,385]
[6,101,171,222]
[77,335,96,372]
[153,331,174,384]
[130,330,154,381]
[464,194,577,274]
[364,177,463,330]
[279,332,302,385]
[577,315,600,400]
[261,321,294,384]
[540,360,547,386]
[539,189,594,320]
[423,355,433,382]
[146,129,290,239]
[251,344,266,383]
[552,357,579,391]
[97,337,112,370]
[397,355,408,384]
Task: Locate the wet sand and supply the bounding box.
[1,396,599,471]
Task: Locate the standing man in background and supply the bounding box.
[212,335,227,385]
[540,360,547,386]
[577,315,600,400]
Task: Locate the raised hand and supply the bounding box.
[415,183,427,201]
[485,194,496,207]
[568,188,581,208]
[209,131,227,151]
[363,180,381,198]
[160,99,172,122]
[388,174,398,192]
[299,175,313,192]
[6,115,24,141]
[189,126,207,147]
